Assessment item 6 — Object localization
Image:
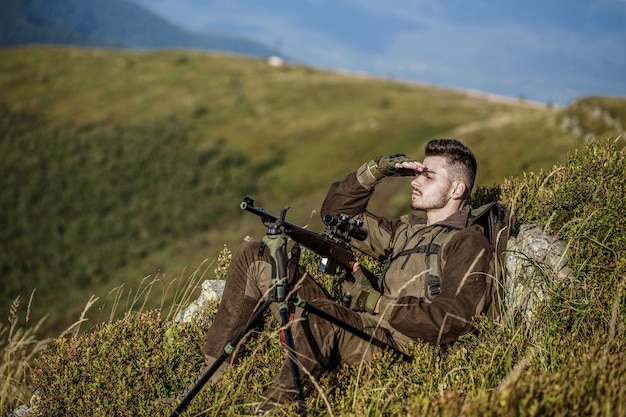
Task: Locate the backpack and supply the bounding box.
[426,202,516,320]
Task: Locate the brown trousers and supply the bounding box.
[202,240,399,393]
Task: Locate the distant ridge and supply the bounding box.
[0,0,276,57]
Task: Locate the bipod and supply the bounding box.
[168,205,306,417]
[261,205,307,415]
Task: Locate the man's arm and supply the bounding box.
[321,155,418,259]
[321,170,374,218]
[321,169,403,262]
[321,154,418,217]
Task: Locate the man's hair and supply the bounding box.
[425,138,477,199]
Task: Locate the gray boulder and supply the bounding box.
[504,224,571,331]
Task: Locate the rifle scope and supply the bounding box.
[322,213,368,241]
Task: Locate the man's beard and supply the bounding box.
[411,188,449,211]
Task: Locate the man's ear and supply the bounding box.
[450,181,467,200]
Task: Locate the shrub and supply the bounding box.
[21,138,626,416]
[501,138,626,338]
[31,310,207,416]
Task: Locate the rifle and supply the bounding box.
[240,196,379,289]
[167,197,402,417]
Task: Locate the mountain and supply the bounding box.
[0,0,276,57]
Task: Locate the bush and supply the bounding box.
[20,138,626,416]
[31,310,207,416]
[501,138,626,338]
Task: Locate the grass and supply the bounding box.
[1,45,625,415]
[0,294,49,415]
[1,46,598,340]
[1,138,624,416]
[1,255,214,416]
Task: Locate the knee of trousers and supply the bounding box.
[304,299,364,338]
[309,298,339,313]
[226,240,273,298]
[298,299,370,368]
[234,239,271,264]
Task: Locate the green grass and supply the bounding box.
[1,45,624,340]
[1,44,625,414]
[6,139,623,417]
[0,106,272,331]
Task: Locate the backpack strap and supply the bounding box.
[424,204,505,305]
[390,227,459,301]
[424,227,458,300]
[469,202,498,224]
[468,202,516,319]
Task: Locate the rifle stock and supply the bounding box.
[241,196,378,288]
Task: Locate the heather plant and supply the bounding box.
[14,138,626,416]
[31,310,213,416]
[19,141,626,416]
[500,138,626,338]
[214,245,233,281]
[30,306,287,416]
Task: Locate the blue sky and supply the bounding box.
[131,0,626,105]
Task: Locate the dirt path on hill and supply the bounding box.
[451,113,518,136]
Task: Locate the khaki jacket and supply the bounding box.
[321,168,493,345]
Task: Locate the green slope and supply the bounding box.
[1,46,619,336]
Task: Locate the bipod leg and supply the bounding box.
[291,296,413,364]
[169,298,273,417]
[279,306,307,416]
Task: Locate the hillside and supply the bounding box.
[0,0,274,57]
[12,139,626,416]
[1,46,624,337]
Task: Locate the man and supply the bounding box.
[198,138,493,412]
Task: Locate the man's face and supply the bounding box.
[409,156,455,211]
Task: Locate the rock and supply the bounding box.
[174,279,225,323]
[504,224,571,331]
[8,403,33,417]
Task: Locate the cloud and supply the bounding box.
[130,0,626,103]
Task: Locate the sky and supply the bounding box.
[131,0,626,105]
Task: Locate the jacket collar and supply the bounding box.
[409,206,471,230]
[435,206,471,229]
